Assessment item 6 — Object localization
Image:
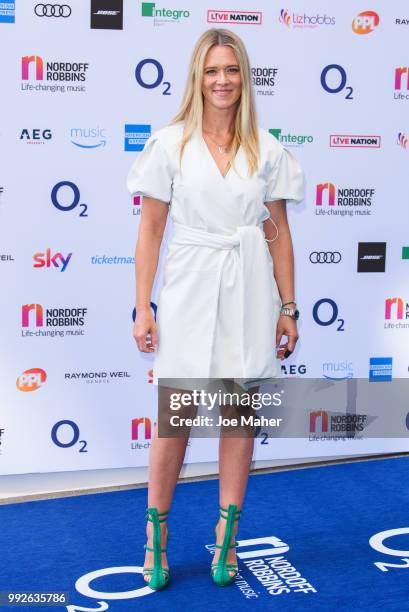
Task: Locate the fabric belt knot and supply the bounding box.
[171,222,279,379]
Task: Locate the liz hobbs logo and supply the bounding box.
[279,8,335,28]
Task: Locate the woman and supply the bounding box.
[126,28,304,590]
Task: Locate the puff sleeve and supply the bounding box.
[264,146,305,205]
[126,132,173,203]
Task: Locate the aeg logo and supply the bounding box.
[33,249,72,271]
[16,368,47,392]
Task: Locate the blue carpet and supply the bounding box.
[1,457,409,611]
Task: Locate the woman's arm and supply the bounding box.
[263,199,299,359]
[133,197,169,352]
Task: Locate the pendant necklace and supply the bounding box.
[203,131,232,155]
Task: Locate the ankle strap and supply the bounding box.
[146,507,169,522]
[219,504,241,520]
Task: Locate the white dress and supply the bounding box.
[126,122,304,389]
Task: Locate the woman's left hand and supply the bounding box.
[276,315,299,360]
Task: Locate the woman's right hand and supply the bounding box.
[133,308,158,353]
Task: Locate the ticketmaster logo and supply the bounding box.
[91,255,135,264]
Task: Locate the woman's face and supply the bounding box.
[202,45,242,111]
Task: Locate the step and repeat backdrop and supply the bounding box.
[1,1,408,474]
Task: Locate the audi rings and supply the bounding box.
[309,251,342,263]
[35,4,72,17]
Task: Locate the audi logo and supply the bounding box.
[34,4,72,17]
[309,251,342,263]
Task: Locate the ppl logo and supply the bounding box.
[22,303,43,327]
[33,249,72,271]
[352,11,379,34]
[397,132,408,148]
[309,410,328,433]
[131,417,152,440]
[22,55,44,80]
[279,9,291,26]
[385,297,408,320]
[395,67,409,90]
[16,368,47,392]
[316,183,336,206]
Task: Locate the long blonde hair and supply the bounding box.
[170,28,260,175]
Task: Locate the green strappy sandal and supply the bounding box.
[211,503,241,586]
[143,507,170,591]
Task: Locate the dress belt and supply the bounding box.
[171,222,279,379]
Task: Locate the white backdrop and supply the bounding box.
[1,0,408,474]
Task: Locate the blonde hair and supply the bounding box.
[170,28,260,175]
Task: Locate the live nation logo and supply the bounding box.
[330,135,381,148]
[207,10,262,24]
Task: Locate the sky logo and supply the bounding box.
[16,368,47,392]
[22,304,43,327]
[22,55,43,80]
[316,183,336,206]
[369,357,392,382]
[33,249,72,272]
[124,124,151,151]
[352,11,379,34]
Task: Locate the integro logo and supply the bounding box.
[16,368,47,392]
[33,249,72,271]
[279,8,335,28]
[315,182,375,217]
[142,2,190,23]
[352,11,379,34]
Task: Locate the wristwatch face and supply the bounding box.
[293,309,300,321]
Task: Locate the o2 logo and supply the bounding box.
[134,59,171,95]
[51,181,88,217]
[132,302,157,322]
[313,298,345,331]
[370,527,409,572]
[66,536,292,610]
[321,64,353,99]
[51,420,88,453]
